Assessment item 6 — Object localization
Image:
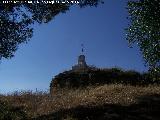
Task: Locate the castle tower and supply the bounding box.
[72,44,88,71]
[78,55,87,67]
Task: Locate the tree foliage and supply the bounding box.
[126,0,160,75]
[0,0,103,60]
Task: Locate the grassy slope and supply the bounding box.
[1,84,160,120]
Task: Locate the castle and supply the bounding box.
[72,44,88,72]
[50,44,89,94]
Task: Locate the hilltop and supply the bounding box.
[50,67,158,95]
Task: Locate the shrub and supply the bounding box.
[50,67,158,94]
[0,100,28,120]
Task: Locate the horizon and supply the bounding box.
[0,1,148,94]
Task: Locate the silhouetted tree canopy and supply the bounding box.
[126,0,160,75]
[0,0,103,60]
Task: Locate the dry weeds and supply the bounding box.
[1,84,160,118]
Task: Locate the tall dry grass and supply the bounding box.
[1,84,160,119]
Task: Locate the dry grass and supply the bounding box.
[1,84,160,119]
[42,84,160,114]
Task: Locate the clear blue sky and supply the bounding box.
[0,1,147,93]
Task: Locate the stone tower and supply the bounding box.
[78,54,87,67]
[72,44,88,71]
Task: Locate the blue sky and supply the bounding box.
[0,1,147,93]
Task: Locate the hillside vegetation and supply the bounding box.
[0,84,160,119]
[50,67,159,95]
[0,68,160,120]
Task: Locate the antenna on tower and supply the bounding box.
[81,44,84,54]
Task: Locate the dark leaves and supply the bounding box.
[0,0,102,60]
[126,0,160,75]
